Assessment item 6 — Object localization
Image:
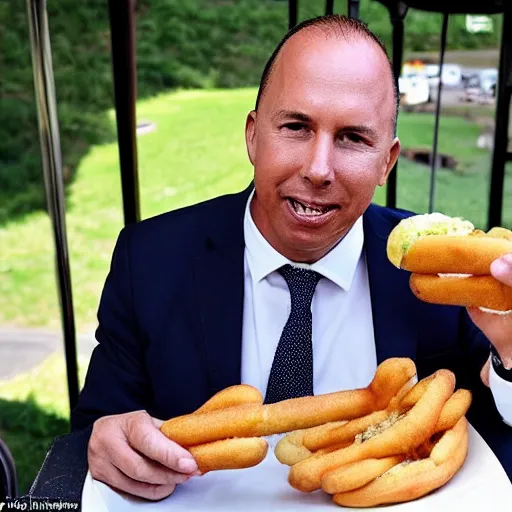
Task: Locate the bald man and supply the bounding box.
[73,15,512,500]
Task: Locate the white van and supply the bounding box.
[426,64,462,87]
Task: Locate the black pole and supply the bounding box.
[428,13,449,214]
[289,0,298,29]
[488,8,512,229]
[386,3,407,209]
[108,0,140,225]
[325,0,334,15]
[347,0,360,19]
[26,0,79,413]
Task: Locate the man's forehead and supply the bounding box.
[262,30,395,125]
[273,29,391,91]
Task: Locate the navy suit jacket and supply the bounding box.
[71,185,512,478]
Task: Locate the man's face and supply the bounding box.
[245,30,400,263]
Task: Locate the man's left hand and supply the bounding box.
[467,254,512,376]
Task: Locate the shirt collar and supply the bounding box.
[244,189,364,291]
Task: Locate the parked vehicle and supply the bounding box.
[425,63,463,88]
[480,68,498,96]
[398,72,430,105]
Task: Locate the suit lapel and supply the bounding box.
[195,195,418,394]
[363,205,418,364]
[194,186,252,394]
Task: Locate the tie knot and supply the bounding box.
[279,264,322,306]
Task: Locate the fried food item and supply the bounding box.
[399,236,512,276]
[332,418,468,507]
[386,213,512,273]
[319,387,471,496]
[161,359,471,506]
[386,213,512,312]
[183,384,267,473]
[322,455,406,494]
[275,375,419,466]
[277,368,471,507]
[194,384,264,413]
[161,358,417,447]
[189,438,268,474]
[287,370,455,492]
[410,274,512,311]
[487,226,512,242]
[274,421,349,466]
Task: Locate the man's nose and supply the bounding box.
[300,134,334,187]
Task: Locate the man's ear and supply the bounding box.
[245,110,257,166]
[379,137,401,186]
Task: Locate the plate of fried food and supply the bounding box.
[82,358,512,511]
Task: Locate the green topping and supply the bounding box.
[387,213,475,268]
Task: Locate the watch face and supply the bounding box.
[492,353,503,368]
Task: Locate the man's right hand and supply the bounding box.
[88,410,199,500]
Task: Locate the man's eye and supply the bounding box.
[282,122,307,132]
[339,133,364,144]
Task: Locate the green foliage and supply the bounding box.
[0,0,503,223]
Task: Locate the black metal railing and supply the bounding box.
[375,0,512,229]
[26,0,79,411]
[26,0,511,412]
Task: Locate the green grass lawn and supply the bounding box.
[0,354,89,494]
[0,87,512,493]
[1,87,510,331]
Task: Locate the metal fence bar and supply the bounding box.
[108,0,140,226]
[325,0,334,15]
[386,3,408,209]
[428,13,449,213]
[347,0,360,19]
[488,8,512,229]
[289,0,298,29]
[25,0,79,412]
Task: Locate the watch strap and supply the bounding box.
[490,345,512,382]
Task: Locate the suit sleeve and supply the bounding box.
[70,227,152,431]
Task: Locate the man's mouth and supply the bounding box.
[287,198,336,217]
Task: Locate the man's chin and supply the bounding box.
[277,232,339,264]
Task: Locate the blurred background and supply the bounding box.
[0,0,510,494]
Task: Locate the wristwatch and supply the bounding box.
[490,345,512,382]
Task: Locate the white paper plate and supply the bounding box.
[82,425,512,511]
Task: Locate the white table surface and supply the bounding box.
[82,426,512,511]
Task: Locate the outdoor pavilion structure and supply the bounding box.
[12,0,511,504]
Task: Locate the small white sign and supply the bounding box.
[466,15,493,34]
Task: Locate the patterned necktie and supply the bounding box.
[264,264,323,404]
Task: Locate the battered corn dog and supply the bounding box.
[161,358,417,447]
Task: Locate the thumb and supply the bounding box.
[152,417,164,429]
[490,254,512,287]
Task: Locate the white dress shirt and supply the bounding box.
[240,191,512,427]
[241,191,377,398]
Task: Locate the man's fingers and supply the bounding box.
[490,254,512,287]
[152,417,164,428]
[126,412,198,474]
[106,436,192,486]
[101,464,179,501]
